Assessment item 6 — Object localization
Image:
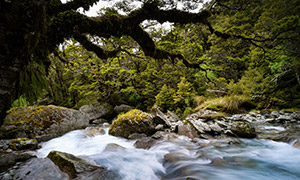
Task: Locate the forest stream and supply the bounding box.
[36,125,300,180]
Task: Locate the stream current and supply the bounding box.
[37,128,300,180]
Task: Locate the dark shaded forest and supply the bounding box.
[1,0,300,123]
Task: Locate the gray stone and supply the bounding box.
[80,103,114,121]
[2,173,12,180]
[211,157,227,166]
[155,124,164,131]
[134,137,157,149]
[1,105,89,140]
[271,111,280,118]
[177,121,199,139]
[151,107,171,128]
[186,119,211,133]
[230,121,256,138]
[277,115,291,121]
[102,122,110,128]
[209,123,223,134]
[13,158,69,180]
[47,151,118,179]
[113,104,133,114]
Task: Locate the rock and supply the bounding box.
[177,121,199,139]
[185,119,211,134]
[155,124,164,131]
[277,115,291,122]
[164,152,193,164]
[90,118,107,125]
[0,151,36,170]
[47,151,118,179]
[134,137,157,149]
[166,110,180,123]
[230,121,256,138]
[79,103,114,122]
[128,133,147,140]
[108,109,156,139]
[293,138,300,149]
[9,138,38,151]
[2,173,12,180]
[151,107,171,128]
[84,127,105,137]
[113,104,133,114]
[13,158,69,180]
[209,123,223,135]
[271,111,280,118]
[211,157,227,166]
[0,105,88,140]
[103,143,126,152]
[102,123,110,128]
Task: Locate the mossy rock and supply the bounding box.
[0,105,88,140]
[9,138,38,151]
[47,151,98,179]
[47,151,119,179]
[108,109,156,138]
[230,121,256,138]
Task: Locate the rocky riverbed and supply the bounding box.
[0,105,300,180]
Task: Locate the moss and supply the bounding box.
[48,151,77,179]
[3,105,63,129]
[201,112,226,120]
[9,138,38,150]
[108,109,154,138]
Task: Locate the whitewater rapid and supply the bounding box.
[37,128,300,180]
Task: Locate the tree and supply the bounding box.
[0,0,212,124]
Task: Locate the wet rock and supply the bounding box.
[151,106,171,128]
[134,137,157,149]
[177,121,199,139]
[13,158,69,180]
[0,151,36,171]
[186,119,211,134]
[2,173,12,180]
[113,104,133,114]
[0,105,88,140]
[102,122,110,128]
[277,115,291,122]
[151,131,170,139]
[90,118,107,125]
[108,109,156,139]
[164,152,193,164]
[271,111,280,118]
[230,121,256,138]
[85,127,105,137]
[80,103,114,122]
[48,151,117,179]
[293,138,300,149]
[128,133,147,140]
[155,124,164,131]
[209,123,223,135]
[9,138,38,151]
[103,143,126,152]
[211,157,227,166]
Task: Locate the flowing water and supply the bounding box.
[37,128,300,180]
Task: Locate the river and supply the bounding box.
[36,127,300,180]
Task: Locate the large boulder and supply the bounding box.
[12,158,69,180]
[79,103,114,123]
[47,151,119,180]
[108,109,156,138]
[0,105,89,140]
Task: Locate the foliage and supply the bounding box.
[9,0,300,116]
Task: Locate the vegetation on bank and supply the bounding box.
[9,0,300,117]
